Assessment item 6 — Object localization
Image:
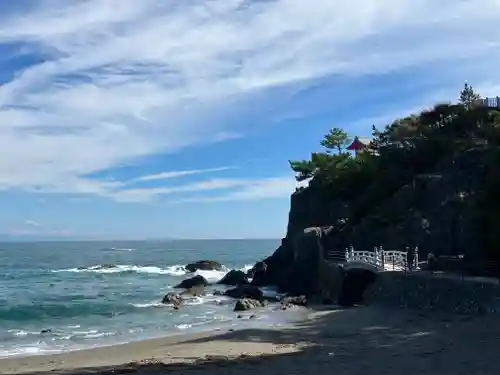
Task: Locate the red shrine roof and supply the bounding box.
[346,136,367,150]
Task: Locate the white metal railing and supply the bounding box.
[326,246,419,272]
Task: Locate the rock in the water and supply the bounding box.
[234,298,267,311]
[174,275,208,289]
[185,260,223,273]
[78,264,117,270]
[161,292,183,307]
[281,295,308,308]
[224,285,263,300]
[180,285,205,297]
[249,261,268,286]
[218,270,249,285]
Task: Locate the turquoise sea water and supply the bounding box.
[0,239,290,358]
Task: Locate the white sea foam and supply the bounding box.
[52,264,187,275]
[132,302,165,308]
[240,264,254,273]
[7,330,37,337]
[194,268,228,282]
[52,263,254,282]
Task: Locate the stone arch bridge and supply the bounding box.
[326,246,420,273]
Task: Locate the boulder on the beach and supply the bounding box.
[174,275,208,289]
[234,298,267,311]
[218,270,249,286]
[185,260,223,273]
[281,295,308,309]
[161,292,183,308]
[224,285,263,300]
[180,285,205,297]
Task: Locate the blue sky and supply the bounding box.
[0,0,499,240]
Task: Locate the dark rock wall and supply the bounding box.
[285,149,490,261]
[364,272,500,315]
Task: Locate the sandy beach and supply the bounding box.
[1,306,499,375]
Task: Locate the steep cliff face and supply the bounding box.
[286,149,492,259]
[252,148,499,295]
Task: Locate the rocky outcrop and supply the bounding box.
[234,298,267,311]
[224,285,264,300]
[218,270,249,285]
[174,275,208,289]
[251,227,330,296]
[280,295,307,309]
[185,260,223,273]
[180,285,205,297]
[161,292,183,308]
[251,149,499,298]
[286,150,493,262]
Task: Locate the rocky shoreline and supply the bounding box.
[157,260,312,313]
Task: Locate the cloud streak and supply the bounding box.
[109,176,302,203]
[0,0,499,199]
[131,166,235,183]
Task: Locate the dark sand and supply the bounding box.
[1,306,499,375]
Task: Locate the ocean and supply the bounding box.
[0,239,295,358]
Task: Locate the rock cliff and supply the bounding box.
[252,99,500,296]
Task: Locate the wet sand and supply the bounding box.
[1,306,499,375]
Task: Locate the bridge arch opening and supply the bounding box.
[338,268,377,307]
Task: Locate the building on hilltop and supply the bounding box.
[473,96,500,108]
[346,136,374,155]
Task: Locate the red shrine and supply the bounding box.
[346,136,367,154]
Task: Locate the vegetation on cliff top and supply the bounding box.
[289,84,500,261]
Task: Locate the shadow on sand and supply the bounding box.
[3,306,499,375]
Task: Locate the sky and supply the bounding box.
[0,0,499,240]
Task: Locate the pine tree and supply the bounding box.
[459,82,481,109]
[320,127,349,154]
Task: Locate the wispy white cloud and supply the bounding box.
[108,176,304,203]
[168,176,309,204]
[131,166,235,183]
[0,0,499,198]
[25,219,42,227]
[8,218,71,237]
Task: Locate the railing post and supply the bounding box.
[374,246,379,269]
[380,246,385,270]
[345,248,349,262]
[414,246,419,270]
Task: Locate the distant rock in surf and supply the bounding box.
[180,285,205,297]
[185,260,223,273]
[218,270,249,285]
[77,264,117,270]
[161,292,183,308]
[174,275,208,289]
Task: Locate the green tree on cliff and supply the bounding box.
[459,82,481,110]
[289,128,351,181]
[320,127,349,154]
